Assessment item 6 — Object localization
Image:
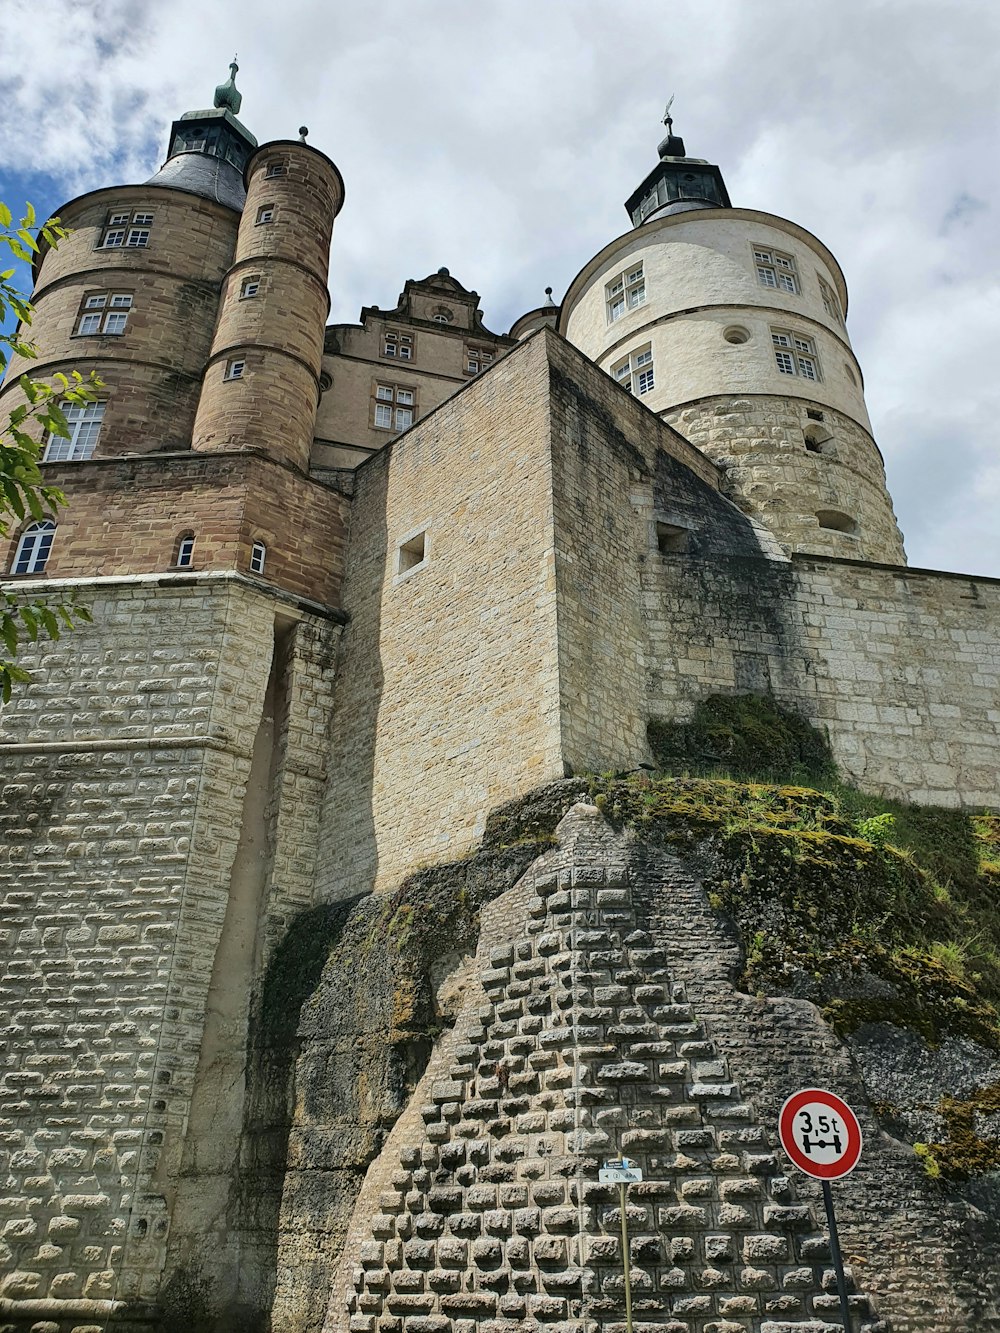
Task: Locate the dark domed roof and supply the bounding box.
[145,149,247,211]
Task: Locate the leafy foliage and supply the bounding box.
[1,202,102,701]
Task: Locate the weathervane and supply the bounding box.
[662,94,675,133]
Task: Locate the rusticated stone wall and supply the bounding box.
[0,578,340,1330]
[316,802,998,1333]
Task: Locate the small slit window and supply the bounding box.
[12,520,56,575]
[656,521,689,555]
[174,533,195,568]
[397,529,427,576]
[240,276,261,299]
[250,540,266,574]
[225,359,246,381]
[256,206,275,225]
[264,162,287,178]
[816,510,857,535]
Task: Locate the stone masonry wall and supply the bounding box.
[317,334,565,900]
[0,578,336,1328]
[664,398,906,566]
[324,803,998,1332]
[645,551,1000,807]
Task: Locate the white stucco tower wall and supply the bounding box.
[560,133,906,566]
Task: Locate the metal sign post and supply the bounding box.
[599,1157,643,1333]
[778,1088,864,1333]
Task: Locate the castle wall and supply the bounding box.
[0,453,350,605]
[317,337,565,900]
[645,550,1000,807]
[0,579,340,1325]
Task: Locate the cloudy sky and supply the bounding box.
[3,0,998,576]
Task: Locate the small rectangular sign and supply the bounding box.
[599,1166,643,1183]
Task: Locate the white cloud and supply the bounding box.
[4,0,1000,574]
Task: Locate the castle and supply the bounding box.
[1,64,999,1332]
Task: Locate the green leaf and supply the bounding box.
[22,202,35,227]
[39,607,60,640]
[1,613,17,655]
[7,238,31,263]
[16,229,39,253]
[18,606,39,641]
[0,202,11,227]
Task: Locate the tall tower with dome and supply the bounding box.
[560,107,906,565]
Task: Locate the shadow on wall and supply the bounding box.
[313,449,389,900]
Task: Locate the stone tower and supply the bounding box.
[560,112,906,565]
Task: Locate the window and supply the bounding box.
[754,246,798,294]
[100,211,152,248]
[174,533,195,568]
[383,330,413,361]
[816,510,857,535]
[256,206,274,225]
[465,345,495,375]
[373,383,417,431]
[819,277,843,323]
[76,292,132,336]
[264,162,287,178]
[12,521,55,575]
[240,277,261,299]
[225,359,246,380]
[101,209,153,248]
[771,329,820,381]
[606,263,646,322]
[611,344,655,395]
[396,529,427,576]
[43,401,105,462]
[656,521,689,554]
[250,540,266,574]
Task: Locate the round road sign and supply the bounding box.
[778,1087,863,1180]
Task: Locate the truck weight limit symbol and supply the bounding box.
[778,1087,862,1180]
[778,1088,863,1331]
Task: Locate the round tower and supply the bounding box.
[190,130,344,472]
[0,64,258,459]
[560,113,906,565]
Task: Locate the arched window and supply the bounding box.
[12,520,56,575]
[250,540,266,575]
[174,532,195,568]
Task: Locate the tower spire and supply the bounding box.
[214,56,243,116]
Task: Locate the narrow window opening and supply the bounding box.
[12,520,56,575]
[397,530,427,574]
[225,359,246,381]
[804,424,834,455]
[264,162,287,178]
[175,533,195,568]
[240,276,261,299]
[816,510,857,535]
[256,205,275,225]
[250,540,266,574]
[806,409,824,421]
[656,521,689,554]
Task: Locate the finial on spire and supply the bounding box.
[298,126,309,142]
[543,286,556,308]
[214,56,243,115]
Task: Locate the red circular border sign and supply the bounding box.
[778,1087,863,1179]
